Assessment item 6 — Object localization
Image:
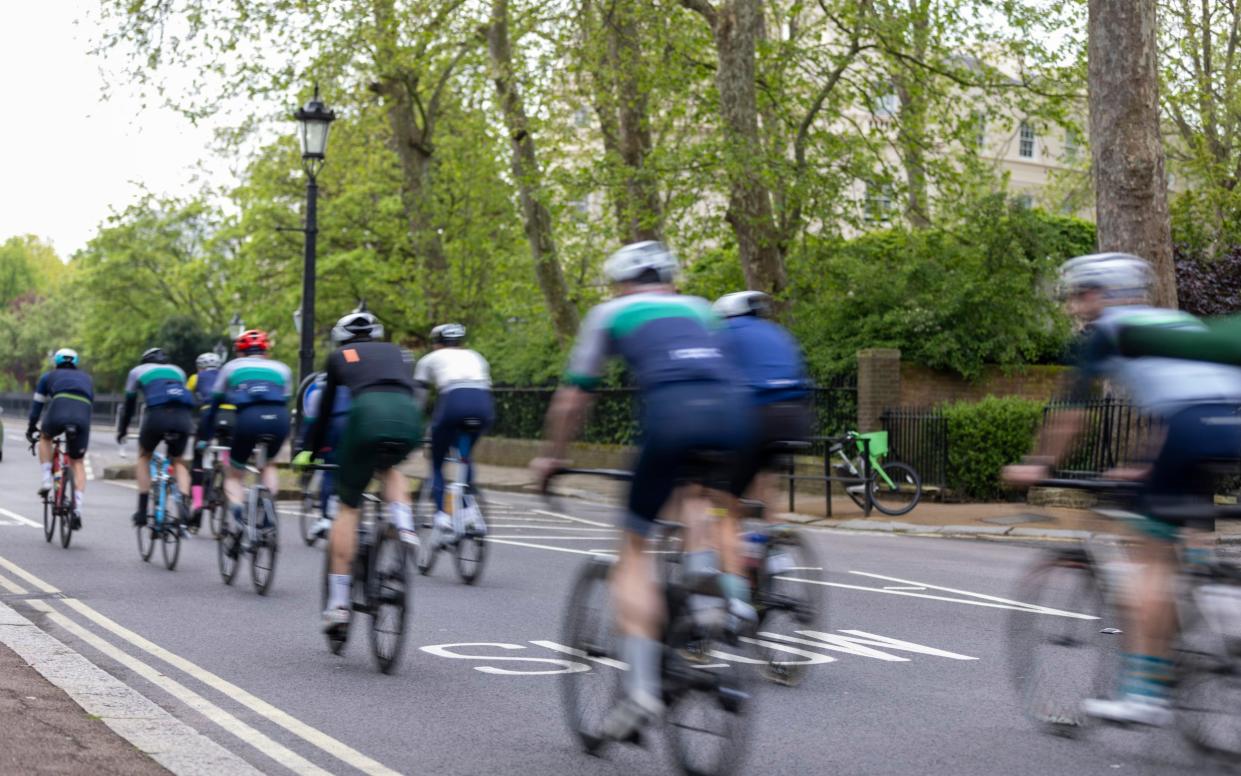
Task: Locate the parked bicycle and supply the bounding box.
[416,420,487,584]
[1007,478,1241,765]
[313,461,413,674]
[28,429,80,549]
[217,435,279,595]
[136,433,184,570]
[829,430,922,516]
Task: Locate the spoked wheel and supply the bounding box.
[1176,590,1241,763]
[754,528,824,687]
[208,469,226,538]
[321,550,349,655]
[369,525,411,674]
[42,495,55,543]
[663,605,754,776]
[1007,550,1117,734]
[454,532,486,585]
[137,514,156,562]
[217,520,240,585]
[252,493,279,595]
[869,462,922,516]
[416,515,440,576]
[58,474,75,549]
[560,557,620,755]
[162,524,181,570]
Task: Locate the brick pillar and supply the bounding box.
[857,348,901,432]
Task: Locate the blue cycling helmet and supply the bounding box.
[52,348,79,367]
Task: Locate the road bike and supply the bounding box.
[298,467,330,546]
[136,433,185,570]
[548,461,756,776]
[196,443,229,538]
[830,430,922,516]
[1007,478,1241,765]
[416,419,488,585]
[315,454,414,674]
[217,436,280,595]
[29,429,80,549]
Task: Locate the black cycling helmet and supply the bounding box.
[140,347,169,365]
[332,311,384,345]
[431,323,466,346]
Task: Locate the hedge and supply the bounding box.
[942,396,1044,500]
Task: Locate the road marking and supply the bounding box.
[486,537,614,557]
[103,479,138,490]
[531,509,612,528]
[0,550,403,776]
[849,571,1098,619]
[530,640,628,670]
[490,535,617,541]
[486,524,617,532]
[0,573,331,775]
[0,507,40,528]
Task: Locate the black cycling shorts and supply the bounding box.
[41,396,92,460]
[230,405,290,470]
[139,406,193,458]
[728,399,813,497]
[213,407,237,445]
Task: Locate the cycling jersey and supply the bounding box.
[28,366,94,426]
[299,373,351,451]
[118,362,193,439]
[307,340,415,455]
[718,315,811,405]
[189,368,220,406]
[565,291,733,392]
[199,355,292,442]
[414,349,491,394]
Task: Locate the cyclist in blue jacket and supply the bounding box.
[26,348,94,527]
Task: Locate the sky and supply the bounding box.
[0,1,232,258]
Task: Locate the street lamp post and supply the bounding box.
[293,84,336,390]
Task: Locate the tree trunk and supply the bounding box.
[485,0,580,342]
[682,0,787,297]
[1089,0,1177,307]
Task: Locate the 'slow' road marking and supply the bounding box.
[0,550,403,776]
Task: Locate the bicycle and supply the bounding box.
[197,443,229,539]
[829,430,922,516]
[313,454,414,674]
[298,467,329,546]
[416,418,488,585]
[1007,478,1241,764]
[216,436,279,595]
[548,461,756,776]
[136,433,185,570]
[28,429,80,549]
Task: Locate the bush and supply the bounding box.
[942,396,1043,500]
[1175,245,1241,317]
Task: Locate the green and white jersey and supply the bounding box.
[123,362,194,408]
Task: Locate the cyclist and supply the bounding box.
[198,330,292,549]
[187,351,225,529]
[298,311,422,638]
[530,240,753,739]
[1003,252,1241,727]
[117,348,195,528]
[712,290,813,515]
[26,348,93,527]
[414,323,494,545]
[297,361,352,541]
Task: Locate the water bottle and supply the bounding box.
[743,531,768,570]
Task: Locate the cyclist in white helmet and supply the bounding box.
[1005,251,1241,727]
[26,349,94,527]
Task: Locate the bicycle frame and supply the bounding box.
[149,451,174,530]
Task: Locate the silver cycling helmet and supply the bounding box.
[431,323,467,345]
[332,311,384,344]
[195,352,222,370]
[1058,252,1154,300]
[602,240,679,285]
[140,347,168,364]
[713,290,772,319]
[52,348,79,367]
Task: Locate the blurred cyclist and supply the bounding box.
[296,344,354,540]
[118,347,195,528]
[531,241,753,740]
[27,348,93,527]
[188,351,224,529]
[1004,252,1241,727]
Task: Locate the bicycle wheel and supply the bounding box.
[208,468,226,538]
[162,524,181,570]
[138,495,157,562]
[252,491,279,595]
[300,482,319,546]
[321,549,349,655]
[453,488,486,585]
[58,472,75,549]
[869,462,922,516]
[560,557,619,755]
[415,489,440,576]
[1175,579,1241,763]
[754,528,824,686]
[369,524,411,674]
[1006,549,1118,733]
[217,517,240,585]
[664,589,754,776]
[42,494,55,543]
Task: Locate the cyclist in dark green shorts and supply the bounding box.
[299,311,422,638]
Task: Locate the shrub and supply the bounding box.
[942,396,1043,500]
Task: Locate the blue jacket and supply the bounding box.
[719,316,811,405]
[29,366,94,425]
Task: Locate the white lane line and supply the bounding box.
[531,640,627,670]
[485,538,614,558]
[0,573,327,776]
[0,507,40,528]
[489,535,615,541]
[85,456,95,482]
[531,509,612,528]
[0,551,403,776]
[103,479,138,490]
[848,571,1097,619]
[487,525,617,532]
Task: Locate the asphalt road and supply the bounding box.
[0,432,1225,775]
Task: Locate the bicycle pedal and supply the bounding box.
[717,685,750,713]
[623,729,643,747]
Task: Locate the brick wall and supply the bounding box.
[899,363,1069,406]
[857,348,901,431]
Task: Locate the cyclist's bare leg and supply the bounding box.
[37,436,52,465]
[172,459,191,496]
[613,531,663,640]
[222,466,245,522]
[380,468,411,506]
[68,458,86,496]
[1127,537,1178,659]
[328,505,359,576]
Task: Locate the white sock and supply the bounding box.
[40,463,52,479]
[388,502,414,532]
[74,491,84,508]
[328,574,351,609]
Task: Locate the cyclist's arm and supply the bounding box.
[412,354,433,408]
[306,360,338,455]
[542,386,593,461]
[27,373,50,432]
[117,368,140,437]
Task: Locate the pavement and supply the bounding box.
[0,426,1235,774]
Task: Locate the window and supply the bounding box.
[572,107,591,128]
[1019,121,1036,159]
[865,184,894,223]
[873,89,899,118]
[1064,127,1080,162]
[974,112,987,150]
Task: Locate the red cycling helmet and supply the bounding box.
[235,329,270,354]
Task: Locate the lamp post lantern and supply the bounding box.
[228,313,245,341]
[293,84,336,390]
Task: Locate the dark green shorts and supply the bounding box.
[337,391,422,508]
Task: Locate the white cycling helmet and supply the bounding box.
[332,311,384,344]
[602,240,679,285]
[195,352,222,370]
[713,290,772,319]
[1058,252,1154,300]
[431,323,466,345]
[51,348,78,367]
